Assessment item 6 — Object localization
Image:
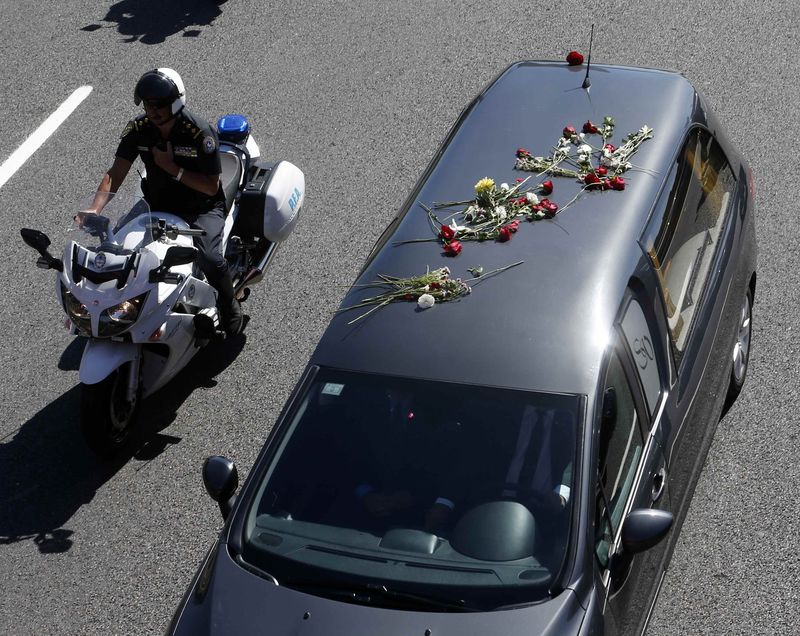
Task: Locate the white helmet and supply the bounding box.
[133,68,186,116]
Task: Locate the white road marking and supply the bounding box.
[0,85,93,190]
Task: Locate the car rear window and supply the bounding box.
[241,368,582,609]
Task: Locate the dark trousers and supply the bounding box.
[189,203,235,306]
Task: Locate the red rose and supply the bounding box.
[429,281,441,290]
[443,240,462,256]
[514,196,527,206]
[566,50,584,66]
[540,180,554,195]
[583,173,601,186]
[603,143,616,153]
[508,220,520,232]
[582,120,599,134]
[610,176,626,191]
[596,166,608,176]
[515,177,524,183]
[516,147,530,158]
[540,199,558,217]
[439,224,455,240]
[601,179,611,191]
[562,125,577,138]
[498,226,513,242]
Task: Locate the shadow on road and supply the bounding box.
[0,331,245,554]
[81,0,226,44]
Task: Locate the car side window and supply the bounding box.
[646,128,736,364]
[595,351,644,571]
[620,296,661,416]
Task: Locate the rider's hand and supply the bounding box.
[74,209,98,226]
[152,142,177,175]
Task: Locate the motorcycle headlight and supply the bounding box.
[61,287,92,336]
[99,294,147,337]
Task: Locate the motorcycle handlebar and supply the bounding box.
[147,220,207,238]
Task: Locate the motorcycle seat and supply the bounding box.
[220,151,244,212]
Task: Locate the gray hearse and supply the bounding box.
[168,61,756,635]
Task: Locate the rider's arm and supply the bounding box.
[152,142,220,196]
[87,157,133,212]
[178,170,220,197]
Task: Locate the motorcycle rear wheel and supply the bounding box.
[80,364,140,457]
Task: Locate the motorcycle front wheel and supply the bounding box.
[80,362,141,457]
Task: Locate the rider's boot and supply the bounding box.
[216,273,243,337]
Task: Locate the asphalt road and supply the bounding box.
[0,1,797,634]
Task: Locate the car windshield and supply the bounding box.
[242,368,582,609]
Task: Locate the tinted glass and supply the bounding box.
[620,297,661,414]
[595,352,644,570]
[242,368,581,609]
[648,129,736,360]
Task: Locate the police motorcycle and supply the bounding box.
[20,114,304,456]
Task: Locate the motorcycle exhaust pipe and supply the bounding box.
[234,241,277,295]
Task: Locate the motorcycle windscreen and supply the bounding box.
[75,192,153,253]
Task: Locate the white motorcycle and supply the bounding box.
[21,114,304,456]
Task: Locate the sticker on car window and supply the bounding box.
[322,383,345,396]
[621,298,661,414]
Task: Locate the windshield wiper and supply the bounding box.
[287,579,474,612]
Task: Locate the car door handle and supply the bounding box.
[652,467,667,502]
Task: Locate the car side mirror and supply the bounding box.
[621,508,673,554]
[203,456,239,520]
[163,245,198,268]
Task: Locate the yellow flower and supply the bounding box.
[474,177,495,195]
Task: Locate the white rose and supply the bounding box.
[580,144,593,154]
[496,205,507,221]
[500,182,510,191]
[525,192,539,204]
[417,294,435,309]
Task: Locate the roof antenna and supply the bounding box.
[582,24,594,90]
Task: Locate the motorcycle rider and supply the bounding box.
[87,68,243,336]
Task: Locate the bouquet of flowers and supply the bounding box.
[515,117,654,192]
[400,116,653,257]
[422,176,559,255]
[338,261,522,324]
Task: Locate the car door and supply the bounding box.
[595,294,673,636]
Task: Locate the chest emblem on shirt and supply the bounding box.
[174,146,198,158]
[202,135,216,154]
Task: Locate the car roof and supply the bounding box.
[311,62,700,395]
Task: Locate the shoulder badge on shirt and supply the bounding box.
[202,135,216,154]
[121,121,134,139]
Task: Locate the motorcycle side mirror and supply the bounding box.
[21,228,52,253]
[621,508,673,554]
[163,245,198,268]
[20,228,63,272]
[203,456,239,520]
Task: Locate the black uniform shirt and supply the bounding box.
[115,108,224,217]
